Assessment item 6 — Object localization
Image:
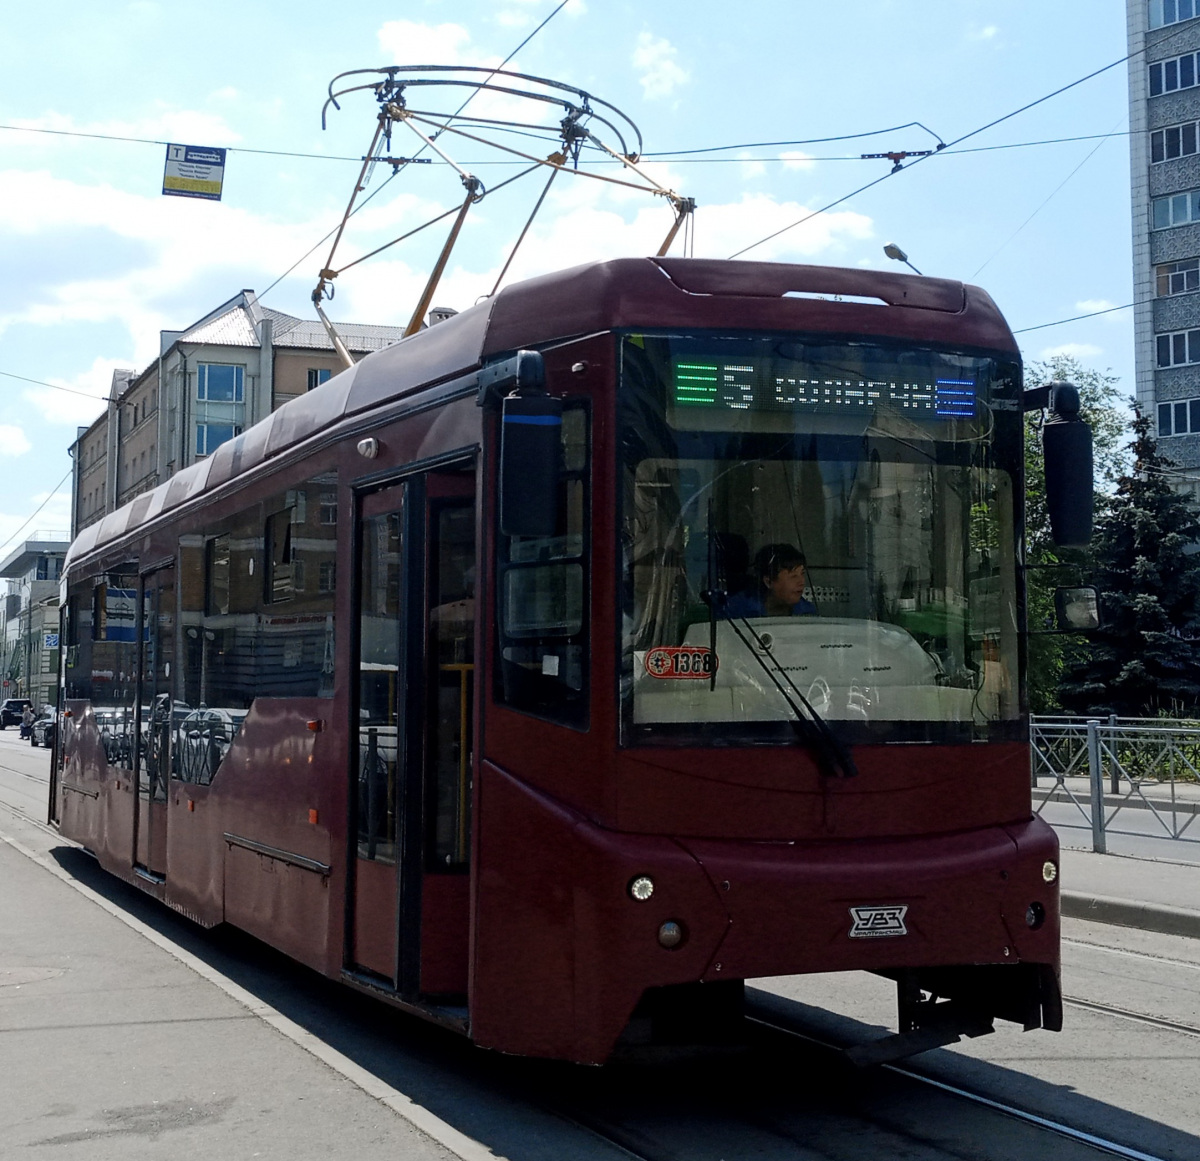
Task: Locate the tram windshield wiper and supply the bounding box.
[724,615,859,780]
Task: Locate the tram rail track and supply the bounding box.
[1,762,1194,1161]
[746,1013,1176,1161]
[1063,995,1200,1040]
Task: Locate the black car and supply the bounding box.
[30,710,56,748]
[0,698,32,729]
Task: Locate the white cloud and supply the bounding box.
[781,151,817,172]
[11,107,242,150]
[1075,298,1120,316]
[0,488,73,548]
[20,357,124,429]
[377,20,477,66]
[633,31,689,100]
[970,24,999,41]
[739,152,766,180]
[696,194,873,262]
[0,167,448,366]
[0,427,32,456]
[1039,342,1103,360]
[372,20,556,129]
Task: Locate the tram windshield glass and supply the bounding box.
[619,333,1024,747]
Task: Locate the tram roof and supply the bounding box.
[66,257,1016,570]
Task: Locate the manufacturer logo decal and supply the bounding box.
[644,646,718,680]
[848,904,909,938]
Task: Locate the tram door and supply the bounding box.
[134,565,174,877]
[351,466,476,999]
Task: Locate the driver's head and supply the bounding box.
[756,544,807,604]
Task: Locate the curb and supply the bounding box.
[1061,890,1200,941]
[1035,789,1200,817]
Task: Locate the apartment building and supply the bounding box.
[70,290,409,535]
[1130,0,1200,490]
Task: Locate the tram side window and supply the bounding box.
[265,504,296,603]
[495,404,589,729]
[87,569,139,770]
[207,534,230,615]
[185,474,338,713]
[63,588,94,702]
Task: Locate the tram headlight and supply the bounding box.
[628,875,655,902]
[1025,901,1046,930]
[657,920,684,949]
[1042,860,1058,884]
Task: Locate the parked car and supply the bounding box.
[30,709,56,748]
[0,698,32,729]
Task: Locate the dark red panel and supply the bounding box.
[471,761,729,1063]
[353,858,397,979]
[420,874,469,995]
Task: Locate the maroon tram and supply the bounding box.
[51,257,1090,1064]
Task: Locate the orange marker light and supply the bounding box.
[306,719,324,733]
[308,809,319,825]
[188,799,195,812]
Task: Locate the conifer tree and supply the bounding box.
[1059,405,1200,716]
[1023,355,1126,712]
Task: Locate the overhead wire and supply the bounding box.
[728,50,1137,259]
[0,122,1135,168]
[644,121,947,156]
[0,368,110,401]
[971,117,1123,278]
[0,466,74,560]
[1012,301,1136,333]
[297,0,574,305]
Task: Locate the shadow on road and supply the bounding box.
[48,845,1200,1161]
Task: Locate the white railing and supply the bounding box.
[1031,715,1200,852]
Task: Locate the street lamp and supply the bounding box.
[883,242,923,276]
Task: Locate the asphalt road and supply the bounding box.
[2,731,1199,1160]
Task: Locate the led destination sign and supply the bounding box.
[673,358,977,420]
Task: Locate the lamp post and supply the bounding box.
[883,242,923,276]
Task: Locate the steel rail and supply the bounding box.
[1063,936,1200,973]
[1063,996,1200,1039]
[748,1015,1175,1161]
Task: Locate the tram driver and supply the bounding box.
[725,543,817,618]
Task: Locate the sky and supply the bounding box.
[0,1,1133,552]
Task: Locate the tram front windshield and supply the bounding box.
[619,333,1023,747]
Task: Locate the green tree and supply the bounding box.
[1058,406,1200,716]
[1022,355,1127,712]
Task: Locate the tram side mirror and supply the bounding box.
[1026,381,1094,548]
[1054,586,1101,632]
[500,390,562,537]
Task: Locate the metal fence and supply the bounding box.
[1031,715,1200,853]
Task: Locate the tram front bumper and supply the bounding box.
[471,762,1059,1063]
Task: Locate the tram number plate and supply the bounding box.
[848,905,909,938]
[644,646,718,680]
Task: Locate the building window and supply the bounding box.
[1151,122,1200,163]
[1158,397,1200,435]
[197,364,245,403]
[1150,52,1199,95]
[1151,0,1199,29]
[1157,328,1200,366]
[319,492,337,525]
[318,561,336,593]
[196,423,243,456]
[1152,189,1200,228]
[1158,258,1200,296]
[306,368,332,391]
